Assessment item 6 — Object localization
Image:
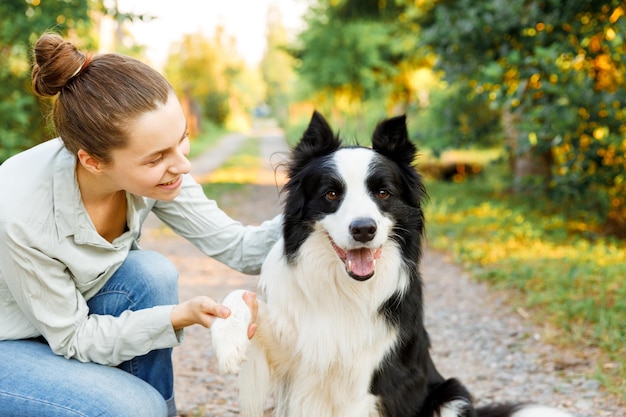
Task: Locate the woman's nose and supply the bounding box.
[170,150,191,175]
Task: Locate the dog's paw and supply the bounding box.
[211,289,252,374]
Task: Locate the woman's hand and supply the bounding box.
[170,291,258,339]
[170,296,228,330]
[242,291,258,339]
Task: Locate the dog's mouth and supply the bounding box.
[330,239,382,281]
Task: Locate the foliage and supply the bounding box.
[229,65,267,129]
[418,0,626,236]
[423,161,626,398]
[294,14,391,100]
[293,0,626,236]
[164,28,263,130]
[0,0,159,164]
[290,0,428,123]
[164,29,234,125]
[413,82,503,151]
[0,0,93,163]
[260,4,297,126]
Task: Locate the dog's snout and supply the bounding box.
[350,218,377,242]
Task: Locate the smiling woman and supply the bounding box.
[0,32,282,417]
[75,91,192,241]
[99,92,192,201]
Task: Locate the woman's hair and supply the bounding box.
[31,32,173,163]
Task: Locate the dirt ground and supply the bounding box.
[139,128,624,417]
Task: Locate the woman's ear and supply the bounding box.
[76,149,105,174]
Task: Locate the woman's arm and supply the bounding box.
[0,222,181,365]
[151,175,282,274]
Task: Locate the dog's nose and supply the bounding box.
[350,218,377,242]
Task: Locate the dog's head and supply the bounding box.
[282,111,426,281]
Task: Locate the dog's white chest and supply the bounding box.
[263,311,391,417]
[257,240,401,417]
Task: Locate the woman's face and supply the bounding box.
[105,92,192,200]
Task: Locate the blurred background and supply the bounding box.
[1,0,625,237]
[0,0,624,401]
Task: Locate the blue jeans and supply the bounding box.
[0,250,179,417]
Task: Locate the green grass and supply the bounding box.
[199,136,261,200]
[423,158,626,400]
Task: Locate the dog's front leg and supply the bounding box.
[211,289,254,374]
[211,290,272,417]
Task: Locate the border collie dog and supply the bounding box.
[211,111,573,417]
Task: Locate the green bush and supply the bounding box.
[424,159,626,399]
[410,82,503,153]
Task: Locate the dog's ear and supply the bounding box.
[285,111,341,203]
[293,111,341,161]
[372,115,416,166]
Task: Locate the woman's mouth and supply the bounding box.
[159,176,181,188]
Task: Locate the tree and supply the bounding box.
[0,0,93,163]
[260,4,297,125]
[0,0,155,163]
[414,81,503,151]
[290,0,429,129]
[419,0,626,236]
[164,28,262,130]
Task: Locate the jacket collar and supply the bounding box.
[52,141,86,241]
[52,141,146,246]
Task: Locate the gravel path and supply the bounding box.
[140,127,624,417]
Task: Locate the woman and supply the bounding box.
[0,33,281,417]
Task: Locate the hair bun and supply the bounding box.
[31,33,89,97]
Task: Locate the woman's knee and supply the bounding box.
[128,250,178,284]
[90,250,179,313]
[123,250,179,306]
[93,379,169,417]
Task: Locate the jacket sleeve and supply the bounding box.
[151,174,283,275]
[0,221,182,365]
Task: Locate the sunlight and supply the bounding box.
[115,0,306,68]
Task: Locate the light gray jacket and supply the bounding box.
[0,139,281,365]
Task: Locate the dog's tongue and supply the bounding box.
[346,248,379,277]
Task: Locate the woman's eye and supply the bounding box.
[376,189,390,199]
[325,190,339,201]
[148,155,164,165]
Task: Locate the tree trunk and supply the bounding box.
[605,185,626,238]
[501,106,552,194]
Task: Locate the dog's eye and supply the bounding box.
[376,190,390,199]
[325,190,339,201]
